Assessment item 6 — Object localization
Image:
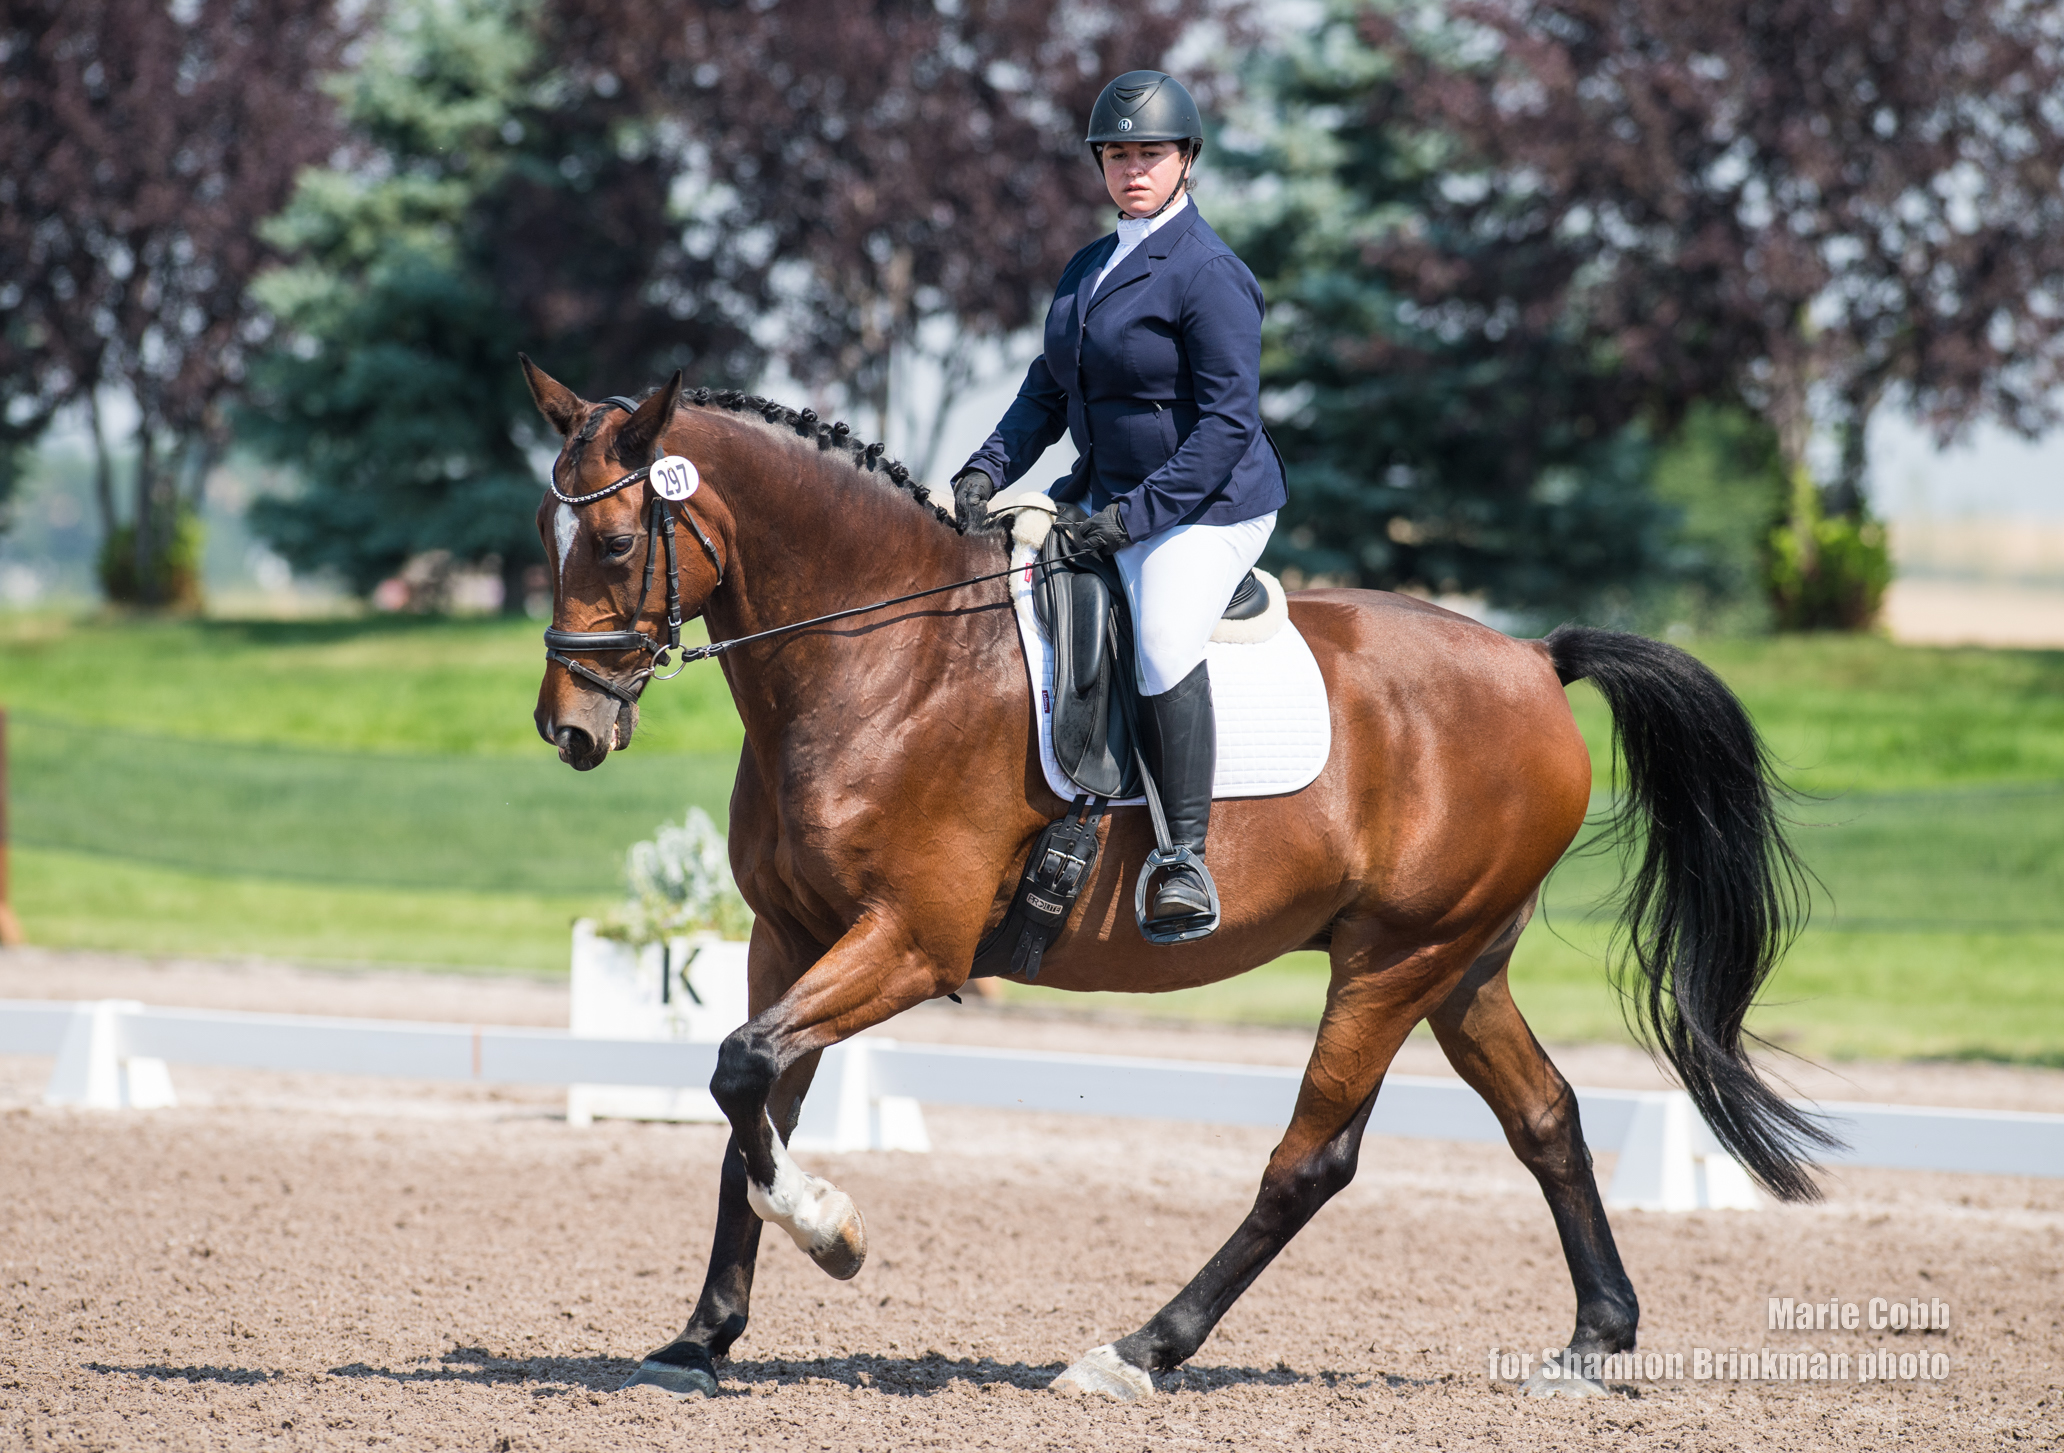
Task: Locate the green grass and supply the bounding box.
[1000,639,2064,1059]
[1567,634,2064,793]
[12,846,601,975]
[1505,913,2064,1064]
[997,918,2064,1064]
[4,613,2061,1061]
[11,713,738,893]
[0,611,745,755]
[2,610,742,973]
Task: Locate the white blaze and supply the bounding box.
[554,502,579,584]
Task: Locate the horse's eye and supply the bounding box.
[605,535,636,558]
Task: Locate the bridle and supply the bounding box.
[543,394,1098,707]
[542,395,724,707]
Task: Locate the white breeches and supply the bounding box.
[1114,511,1277,696]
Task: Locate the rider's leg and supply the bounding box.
[1114,511,1274,932]
[1116,511,1276,696]
[1136,662,1216,923]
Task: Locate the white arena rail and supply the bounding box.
[3,998,2060,1214]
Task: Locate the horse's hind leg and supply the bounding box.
[1426,907,1637,1398]
[1053,922,1477,1401]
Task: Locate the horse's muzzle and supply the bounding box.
[539,692,635,771]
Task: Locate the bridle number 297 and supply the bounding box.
[652,456,699,501]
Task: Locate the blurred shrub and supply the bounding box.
[1766,470,1892,632]
[97,509,204,611]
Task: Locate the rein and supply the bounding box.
[545,396,1087,703]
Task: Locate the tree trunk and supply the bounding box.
[132,428,159,607]
[910,333,979,485]
[1826,377,1886,521]
[181,433,219,513]
[499,552,529,616]
[1765,349,1817,577]
[86,392,117,542]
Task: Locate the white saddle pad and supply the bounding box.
[1008,542,1331,803]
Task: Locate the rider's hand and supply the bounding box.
[1067,503,1131,557]
[952,469,997,522]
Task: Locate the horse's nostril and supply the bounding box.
[555,725,594,762]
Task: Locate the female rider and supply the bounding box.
[953,70,1285,942]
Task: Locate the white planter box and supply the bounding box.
[566,920,750,1127]
[562,920,930,1150]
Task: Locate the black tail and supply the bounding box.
[1546,625,1839,1201]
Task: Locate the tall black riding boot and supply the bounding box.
[1137,661,1218,936]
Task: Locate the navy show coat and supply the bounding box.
[960,203,1286,541]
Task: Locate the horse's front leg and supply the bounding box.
[624,1051,823,1398]
[712,913,961,1272]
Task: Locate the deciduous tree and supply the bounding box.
[0,0,345,599]
[1364,0,2064,626]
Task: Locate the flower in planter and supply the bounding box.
[598,806,753,946]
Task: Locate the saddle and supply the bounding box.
[968,511,1269,979]
[1032,518,1269,800]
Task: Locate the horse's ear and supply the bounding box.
[519,353,586,438]
[614,370,684,465]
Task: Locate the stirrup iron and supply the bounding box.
[1133,842,1221,944]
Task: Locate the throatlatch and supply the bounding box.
[968,796,1108,981]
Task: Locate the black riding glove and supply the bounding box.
[1065,503,1131,557]
[952,468,997,522]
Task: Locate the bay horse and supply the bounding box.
[522,359,1829,1402]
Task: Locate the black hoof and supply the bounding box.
[621,1350,719,1398]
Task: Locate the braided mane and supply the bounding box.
[642,385,997,537]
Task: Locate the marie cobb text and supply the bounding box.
[1769,1296,1950,1332]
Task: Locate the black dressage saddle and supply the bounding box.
[967,509,1266,980]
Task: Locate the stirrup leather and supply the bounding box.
[1134,843,1221,945]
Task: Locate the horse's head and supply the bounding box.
[522,355,724,771]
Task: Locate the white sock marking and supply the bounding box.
[745,1112,857,1262]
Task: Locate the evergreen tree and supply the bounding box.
[240,0,762,606]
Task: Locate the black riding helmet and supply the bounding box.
[1085,70,1203,150]
[1086,71,1203,220]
